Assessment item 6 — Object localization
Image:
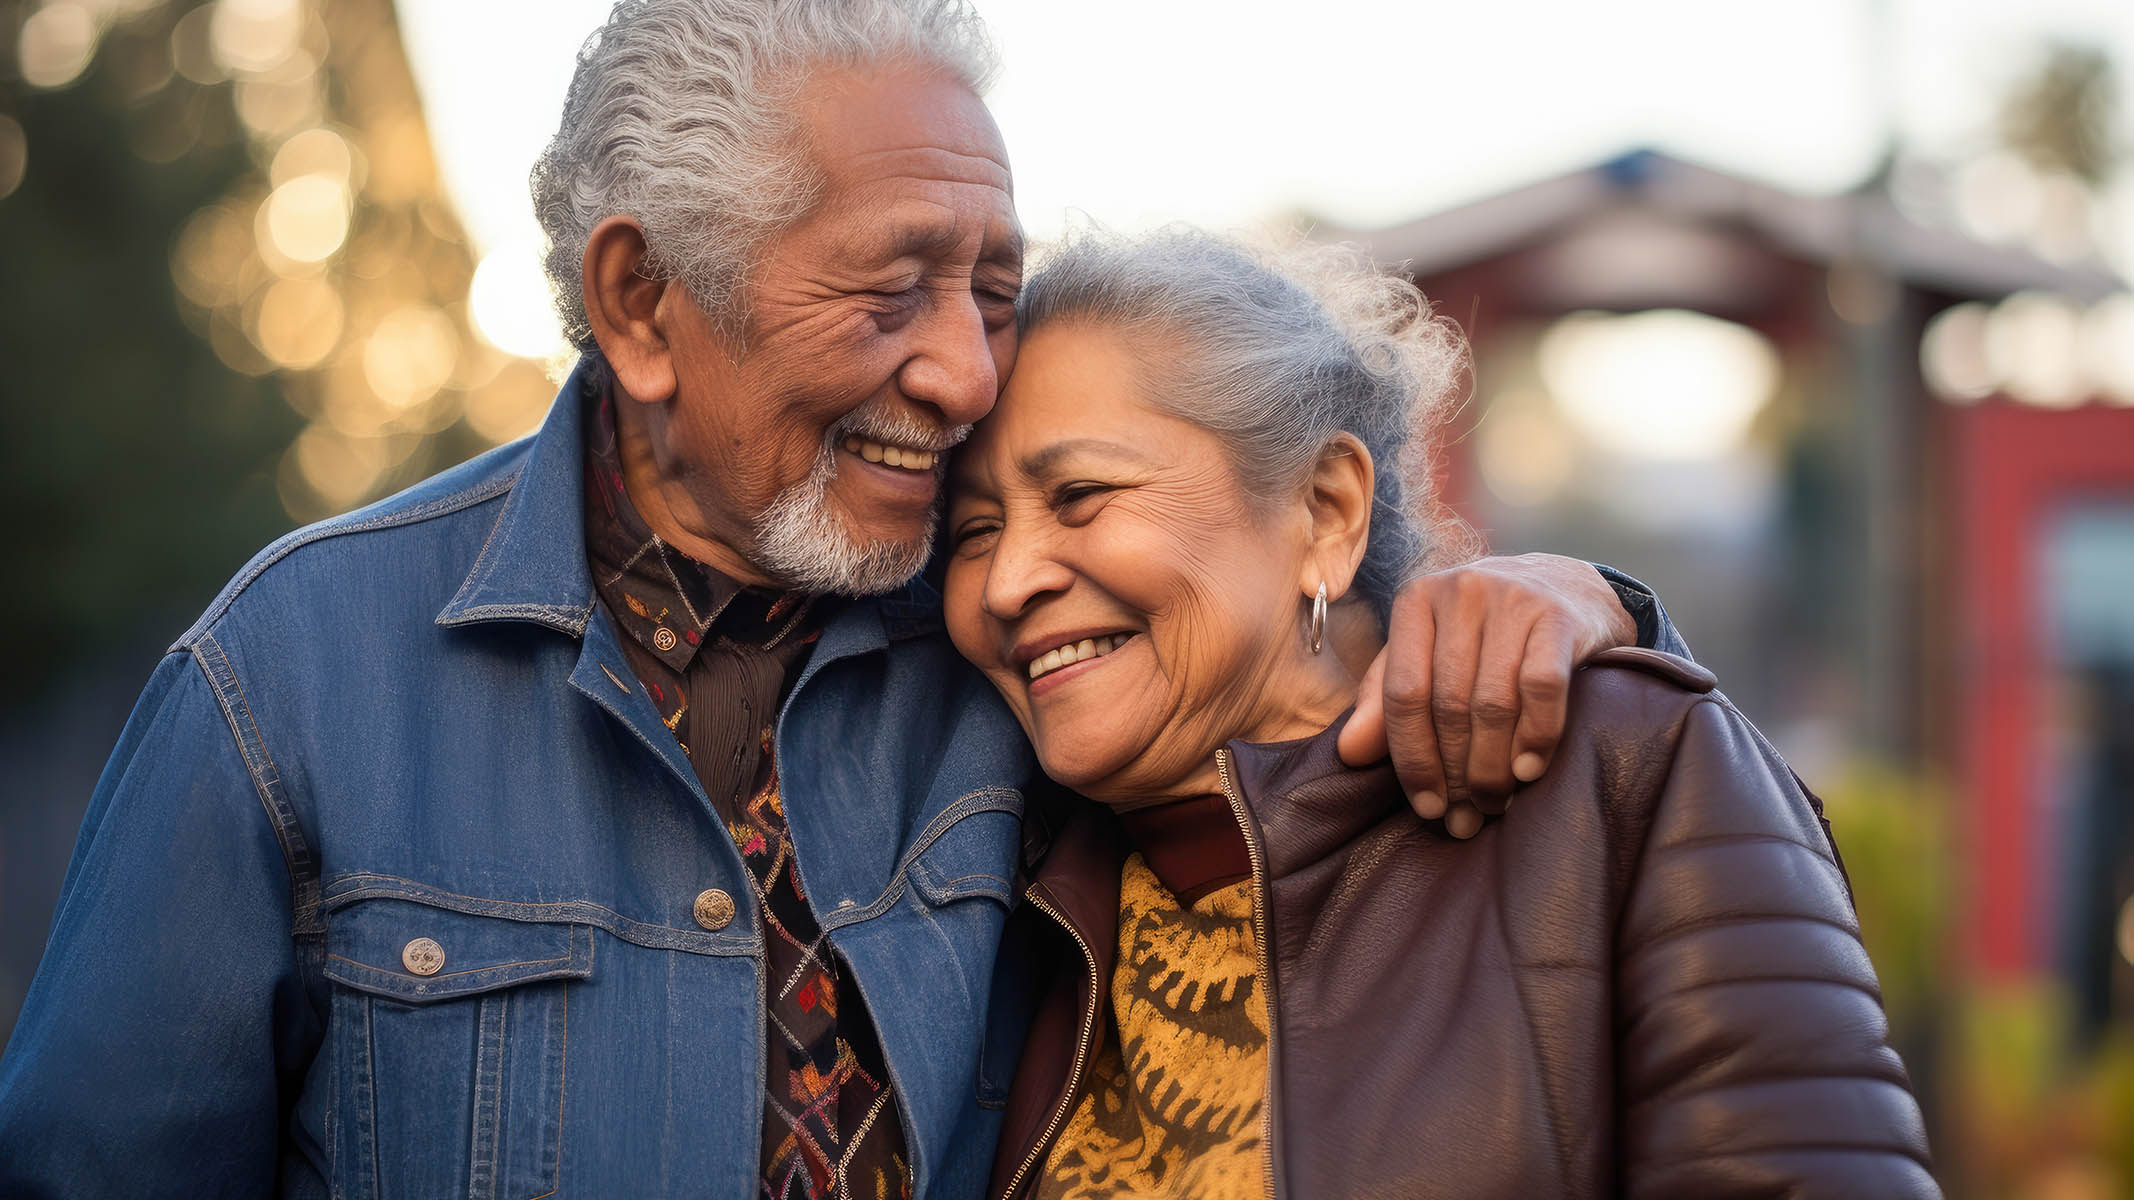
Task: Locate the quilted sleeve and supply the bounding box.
[1615,697,1939,1198]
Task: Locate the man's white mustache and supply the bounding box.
[829,402,971,455]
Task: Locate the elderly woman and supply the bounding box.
[941,229,1938,1199]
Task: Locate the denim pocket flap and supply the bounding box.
[324,897,595,1004]
[908,803,1018,909]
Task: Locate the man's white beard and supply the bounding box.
[748,403,969,596]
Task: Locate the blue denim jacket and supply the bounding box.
[0,365,1684,1198]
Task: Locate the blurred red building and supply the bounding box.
[1335,148,2134,1031]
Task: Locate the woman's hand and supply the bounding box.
[1337,553,1639,835]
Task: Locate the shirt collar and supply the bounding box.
[580,382,819,670]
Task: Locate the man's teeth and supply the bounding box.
[1028,633,1135,681]
[842,436,937,471]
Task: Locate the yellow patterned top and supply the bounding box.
[1035,852,1268,1200]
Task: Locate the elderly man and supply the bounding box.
[0,2,1687,1197]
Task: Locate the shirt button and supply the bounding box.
[401,937,445,976]
[693,888,736,931]
[653,626,678,652]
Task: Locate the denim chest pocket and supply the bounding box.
[322,894,594,1200]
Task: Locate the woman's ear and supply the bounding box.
[582,215,679,404]
[1301,432,1374,601]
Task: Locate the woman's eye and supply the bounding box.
[951,520,1000,551]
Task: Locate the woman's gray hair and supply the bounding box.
[531,0,999,352]
[1017,226,1473,619]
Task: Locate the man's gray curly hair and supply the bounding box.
[531,0,1000,353]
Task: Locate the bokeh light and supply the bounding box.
[1954,151,2045,245]
[1983,291,2085,409]
[2077,294,2134,405]
[167,4,224,84]
[469,246,566,360]
[250,276,343,369]
[18,2,100,90]
[1476,390,1576,508]
[361,303,457,410]
[260,172,350,263]
[270,126,355,189]
[0,116,26,202]
[209,0,302,76]
[1921,302,1996,403]
[283,421,414,514]
[463,360,557,445]
[1537,309,1779,462]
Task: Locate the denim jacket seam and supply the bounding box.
[819,787,1023,932]
[173,470,521,653]
[189,632,324,937]
[322,873,758,956]
[324,951,573,979]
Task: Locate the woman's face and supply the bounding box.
[943,323,1351,805]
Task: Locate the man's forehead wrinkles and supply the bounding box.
[832,195,1020,261]
[844,143,1011,184]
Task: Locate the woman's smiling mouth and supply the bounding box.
[1025,632,1137,681]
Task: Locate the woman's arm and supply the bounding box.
[1615,696,1939,1197]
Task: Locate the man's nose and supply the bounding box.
[898,294,998,427]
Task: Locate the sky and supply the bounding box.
[395,0,2134,354]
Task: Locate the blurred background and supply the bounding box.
[1,1,2130,1193]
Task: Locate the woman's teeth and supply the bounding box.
[842,436,937,472]
[1027,633,1135,681]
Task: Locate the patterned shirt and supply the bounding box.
[1036,857,1268,1200]
[583,386,911,1200]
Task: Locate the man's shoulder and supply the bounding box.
[175,437,534,653]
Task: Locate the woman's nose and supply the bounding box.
[898,295,999,427]
[982,520,1074,623]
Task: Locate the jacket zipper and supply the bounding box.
[1216,747,1281,1200]
[1001,890,1102,1199]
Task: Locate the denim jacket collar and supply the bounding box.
[435,360,601,636]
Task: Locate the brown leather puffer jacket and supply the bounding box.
[987,648,1937,1198]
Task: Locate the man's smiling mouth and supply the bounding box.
[841,436,939,472]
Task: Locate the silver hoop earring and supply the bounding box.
[1309,581,1328,655]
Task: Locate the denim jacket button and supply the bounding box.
[401,937,445,976]
[693,888,736,931]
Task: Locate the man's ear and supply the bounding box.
[1301,432,1374,602]
[582,215,678,404]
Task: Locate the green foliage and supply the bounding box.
[1819,761,1949,1033]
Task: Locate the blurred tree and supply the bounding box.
[0,3,299,701]
[0,0,559,701]
[1998,42,2120,186]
